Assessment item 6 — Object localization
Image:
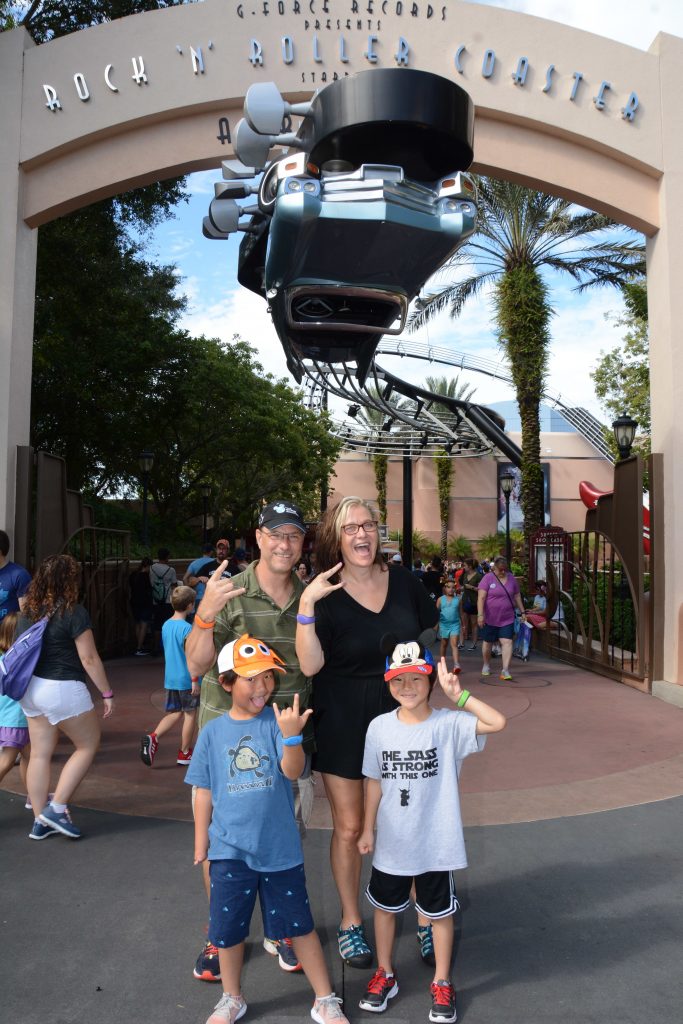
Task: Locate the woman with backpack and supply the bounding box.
[17,554,114,840]
[150,548,177,654]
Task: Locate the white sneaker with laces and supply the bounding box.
[311,992,349,1023]
[205,992,247,1024]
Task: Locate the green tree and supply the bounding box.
[591,280,650,463]
[2,1,191,41]
[424,376,475,559]
[410,178,644,553]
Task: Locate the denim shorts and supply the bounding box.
[480,622,515,642]
[208,859,314,949]
[21,676,94,726]
[164,689,199,713]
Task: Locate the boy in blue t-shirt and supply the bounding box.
[140,586,199,768]
[185,634,348,1024]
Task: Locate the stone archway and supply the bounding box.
[2,0,682,690]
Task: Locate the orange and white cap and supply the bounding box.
[217,633,286,677]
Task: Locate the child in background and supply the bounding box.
[186,634,348,1024]
[0,612,31,798]
[140,586,199,767]
[358,638,506,1022]
[436,580,462,671]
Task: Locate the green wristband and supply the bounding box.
[457,690,471,708]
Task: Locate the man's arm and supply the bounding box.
[185,561,246,678]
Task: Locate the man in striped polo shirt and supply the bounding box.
[185,500,313,982]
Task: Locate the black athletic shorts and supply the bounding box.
[312,676,397,780]
[366,866,459,919]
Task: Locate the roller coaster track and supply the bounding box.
[375,339,614,462]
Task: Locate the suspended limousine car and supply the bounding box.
[204,68,478,383]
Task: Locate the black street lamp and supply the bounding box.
[200,483,211,543]
[500,471,515,565]
[612,414,638,460]
[138,451,154,549]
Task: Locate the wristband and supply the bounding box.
[457,689,470,708]
[101,691,114,699]
[194,614,216,629]
[296,613,316,625]
[282,734,304,746]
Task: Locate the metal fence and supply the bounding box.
[62,527,132,660]
[543,531,648,690]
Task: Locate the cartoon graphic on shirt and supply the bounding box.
[400,788,410,807]
[228,735,271,778]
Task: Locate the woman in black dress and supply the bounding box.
[296,497,437,967]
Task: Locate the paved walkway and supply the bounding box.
[2,646,683,1023]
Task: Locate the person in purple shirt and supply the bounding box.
[477,555,526,682]
[0,530,31,622]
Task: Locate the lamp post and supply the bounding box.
[500,471,515,565]
[200,483,211,543]
[612,414,638,460]
[138,451,154,549]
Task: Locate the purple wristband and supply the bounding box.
[296,613,316,625]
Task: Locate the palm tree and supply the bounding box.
[425,375,477,559]
[410,178,644,554]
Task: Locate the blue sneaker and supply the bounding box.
[39,805,81,839]
[28,819,58,841]
[337,922,373,968]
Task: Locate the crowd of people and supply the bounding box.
[1,505,552,1024]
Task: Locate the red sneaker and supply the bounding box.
[177,748,193,765]
[140,733,158,767]
[429,979,456,1022]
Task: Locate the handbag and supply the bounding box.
[0,616,50,701]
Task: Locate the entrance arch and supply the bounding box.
[2,0,682,689]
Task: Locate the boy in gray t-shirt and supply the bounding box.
[358,638,507,1023]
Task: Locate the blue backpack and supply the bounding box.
[0,617,50,701]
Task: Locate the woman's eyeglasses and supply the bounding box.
[341,521,379,536]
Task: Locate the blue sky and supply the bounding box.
[143,0,683,422]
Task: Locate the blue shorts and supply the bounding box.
[481,622,515,642]
[209,859,315,949]
[164,689,199,712]
[439,624,460,638]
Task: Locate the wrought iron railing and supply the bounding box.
[62,527,132,659]
[542,531,647,689]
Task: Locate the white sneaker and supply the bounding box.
[311,993,349,1023]
[206,992,247,1024]
[481,665,491,677]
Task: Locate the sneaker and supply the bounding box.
[481,665,491,677]
[491,644,501,657]
[28,819,58,841]
[140,732,158,766]
[359,967,399,1012]
[468,642,477,651]
[38,805,81,839]
[263,936,302,972]
[177,748,193,766]
[500,670,513,681]
[194,941,222,982]
[417,924,435,966]
[457,642,464,650]
[135,649,151,656]
[311,993,348,1023]
[429,980,457,1023]
[206,992,247,1024]
[337,922,373,969]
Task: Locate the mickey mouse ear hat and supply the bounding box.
[383,638,435,681]
[217,633,286,677]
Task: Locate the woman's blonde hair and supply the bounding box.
[314,496,385,579]
[23,553,81,620]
